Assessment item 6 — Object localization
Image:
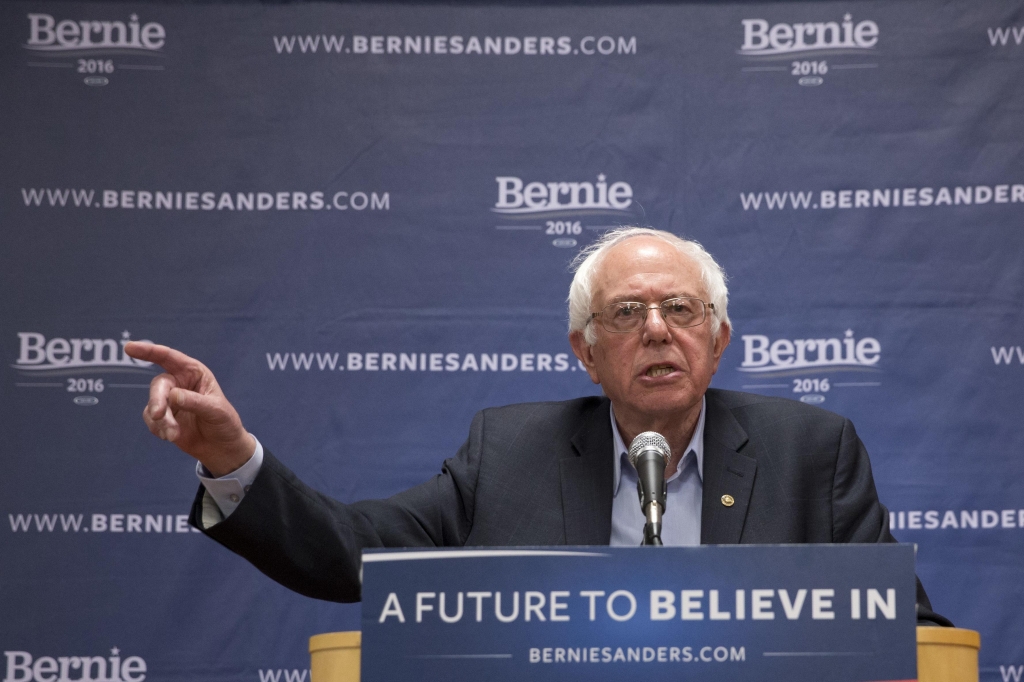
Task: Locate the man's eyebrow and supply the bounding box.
[605,292,699,304]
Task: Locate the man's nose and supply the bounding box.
[642,306,672,343]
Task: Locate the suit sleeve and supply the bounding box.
[188,410,487,603]
[830,418,954,627]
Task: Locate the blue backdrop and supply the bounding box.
[2,2,1022,681]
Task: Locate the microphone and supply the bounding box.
[628,431,671,546]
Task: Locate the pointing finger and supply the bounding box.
[126,341,206,379]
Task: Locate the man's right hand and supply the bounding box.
[125,341,256,477]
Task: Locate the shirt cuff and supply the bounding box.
[195,435,264,521]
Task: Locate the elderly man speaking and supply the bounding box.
[125,227,949,624]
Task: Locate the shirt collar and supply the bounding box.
[611,396,706,495]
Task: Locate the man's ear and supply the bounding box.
[569,330,601,385]
[710,321,731,374]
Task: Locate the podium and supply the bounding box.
[308,545,979,682]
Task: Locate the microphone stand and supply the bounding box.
[642,501,664,546]
[634,450,668,546]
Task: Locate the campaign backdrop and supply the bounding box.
[2,1,1022,681]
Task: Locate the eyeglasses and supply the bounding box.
[589,297,715,333]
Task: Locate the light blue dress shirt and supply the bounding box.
[609,397,705,547]
[200,399,706,544]
[196,436,263,525]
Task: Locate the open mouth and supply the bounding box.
[645,364,676,378]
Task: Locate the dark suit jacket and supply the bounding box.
[191,388,950,625]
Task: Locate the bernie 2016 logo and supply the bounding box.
[12,332,156,406]
[490,174,639,249]
[736,331,881,404]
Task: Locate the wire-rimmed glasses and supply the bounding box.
[589,297,715,333]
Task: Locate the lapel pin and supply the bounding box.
[721,494,735,507]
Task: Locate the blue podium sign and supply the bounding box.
[360,545,917,682]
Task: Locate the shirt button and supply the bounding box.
[243,485,251,493]
[229,494,240,503]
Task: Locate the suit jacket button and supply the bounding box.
[721,494,735,507]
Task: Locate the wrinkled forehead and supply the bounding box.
[592,237,704,305]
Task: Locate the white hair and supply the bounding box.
[567,227,730,345]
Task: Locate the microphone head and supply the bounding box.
[628,431,670,468]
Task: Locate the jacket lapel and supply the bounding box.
[562,398,614,545]
[701,391,757,544]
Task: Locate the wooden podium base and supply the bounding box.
[310,632,361,682]
[309,627,981,682]
[918,627,981,682]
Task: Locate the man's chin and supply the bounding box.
[618,393,701,422]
